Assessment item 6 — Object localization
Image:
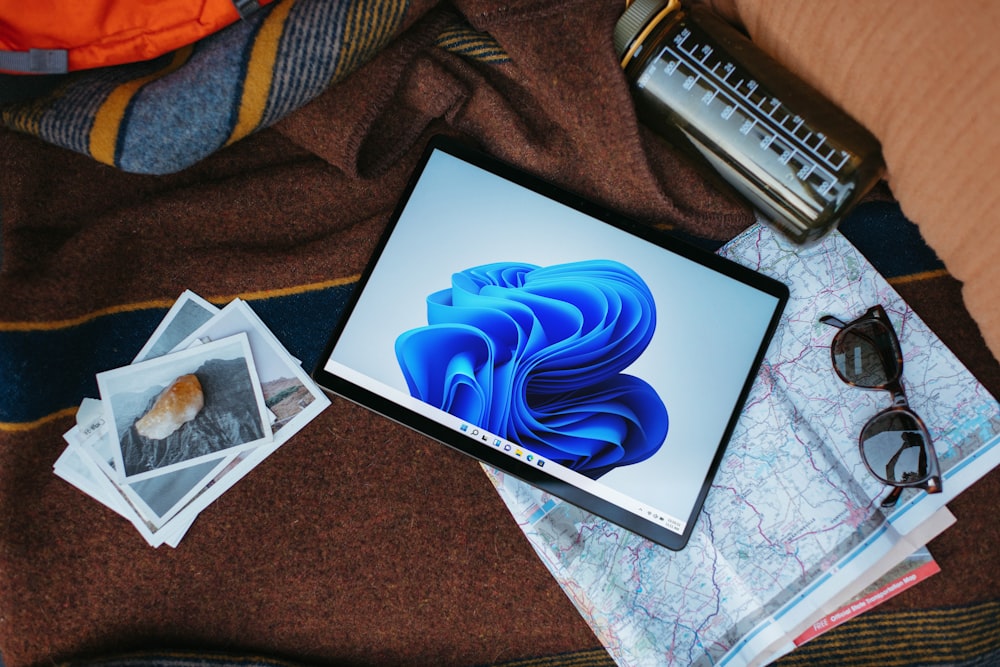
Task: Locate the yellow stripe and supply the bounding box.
[887,268,950,286]
[0,94,49,135]
[211,274,359,304]
[334,1,368,80]
[5,268,941,331]
[0,406,78,434]
[0,275,359,333]
[1,70,83,135]
[492,649,614,666]
[334,0,408,80]
[88,46,194,166]
[435,25,509,62]
[776,601,1000,665]
[226,0,297,146]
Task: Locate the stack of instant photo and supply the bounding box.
[54,290,331,547]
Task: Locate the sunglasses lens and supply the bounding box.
[832,321,899,387]
[860,410,930,486]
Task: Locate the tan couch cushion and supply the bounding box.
[709,0,1000,360]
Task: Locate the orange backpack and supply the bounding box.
[0,0,274,74]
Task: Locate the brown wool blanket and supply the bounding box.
[2,1,999,665]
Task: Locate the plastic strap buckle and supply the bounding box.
[232,0,263,18]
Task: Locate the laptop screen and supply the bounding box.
[314,137,787,550]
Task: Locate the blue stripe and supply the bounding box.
[839,201,946,279]
[264,0,351,127]
[677,201,947,279]
[115,24,259,174]
[0,285,353,426]
[37,54,172,154]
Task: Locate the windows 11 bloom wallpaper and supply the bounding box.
[395,259,669,479]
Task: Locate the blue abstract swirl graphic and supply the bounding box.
[395,259,668,479]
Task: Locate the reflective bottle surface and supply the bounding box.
[615,0,885,244]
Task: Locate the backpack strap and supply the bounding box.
[0,48,68,74]
[233,0,263,18]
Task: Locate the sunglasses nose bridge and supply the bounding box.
[882,376,909,406]
[888,387,908,407]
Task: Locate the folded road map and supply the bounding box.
[486,222,1000,667]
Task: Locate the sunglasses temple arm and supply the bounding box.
[880,486,903,508]
[820,315,848,329]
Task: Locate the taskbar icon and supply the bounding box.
[459,422,545,468]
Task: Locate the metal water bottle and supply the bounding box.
[615,0,885,244]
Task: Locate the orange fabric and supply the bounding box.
[0,0,275,72]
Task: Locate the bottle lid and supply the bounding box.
[614,0,677,60]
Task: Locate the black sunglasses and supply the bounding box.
[820,305,942,508]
